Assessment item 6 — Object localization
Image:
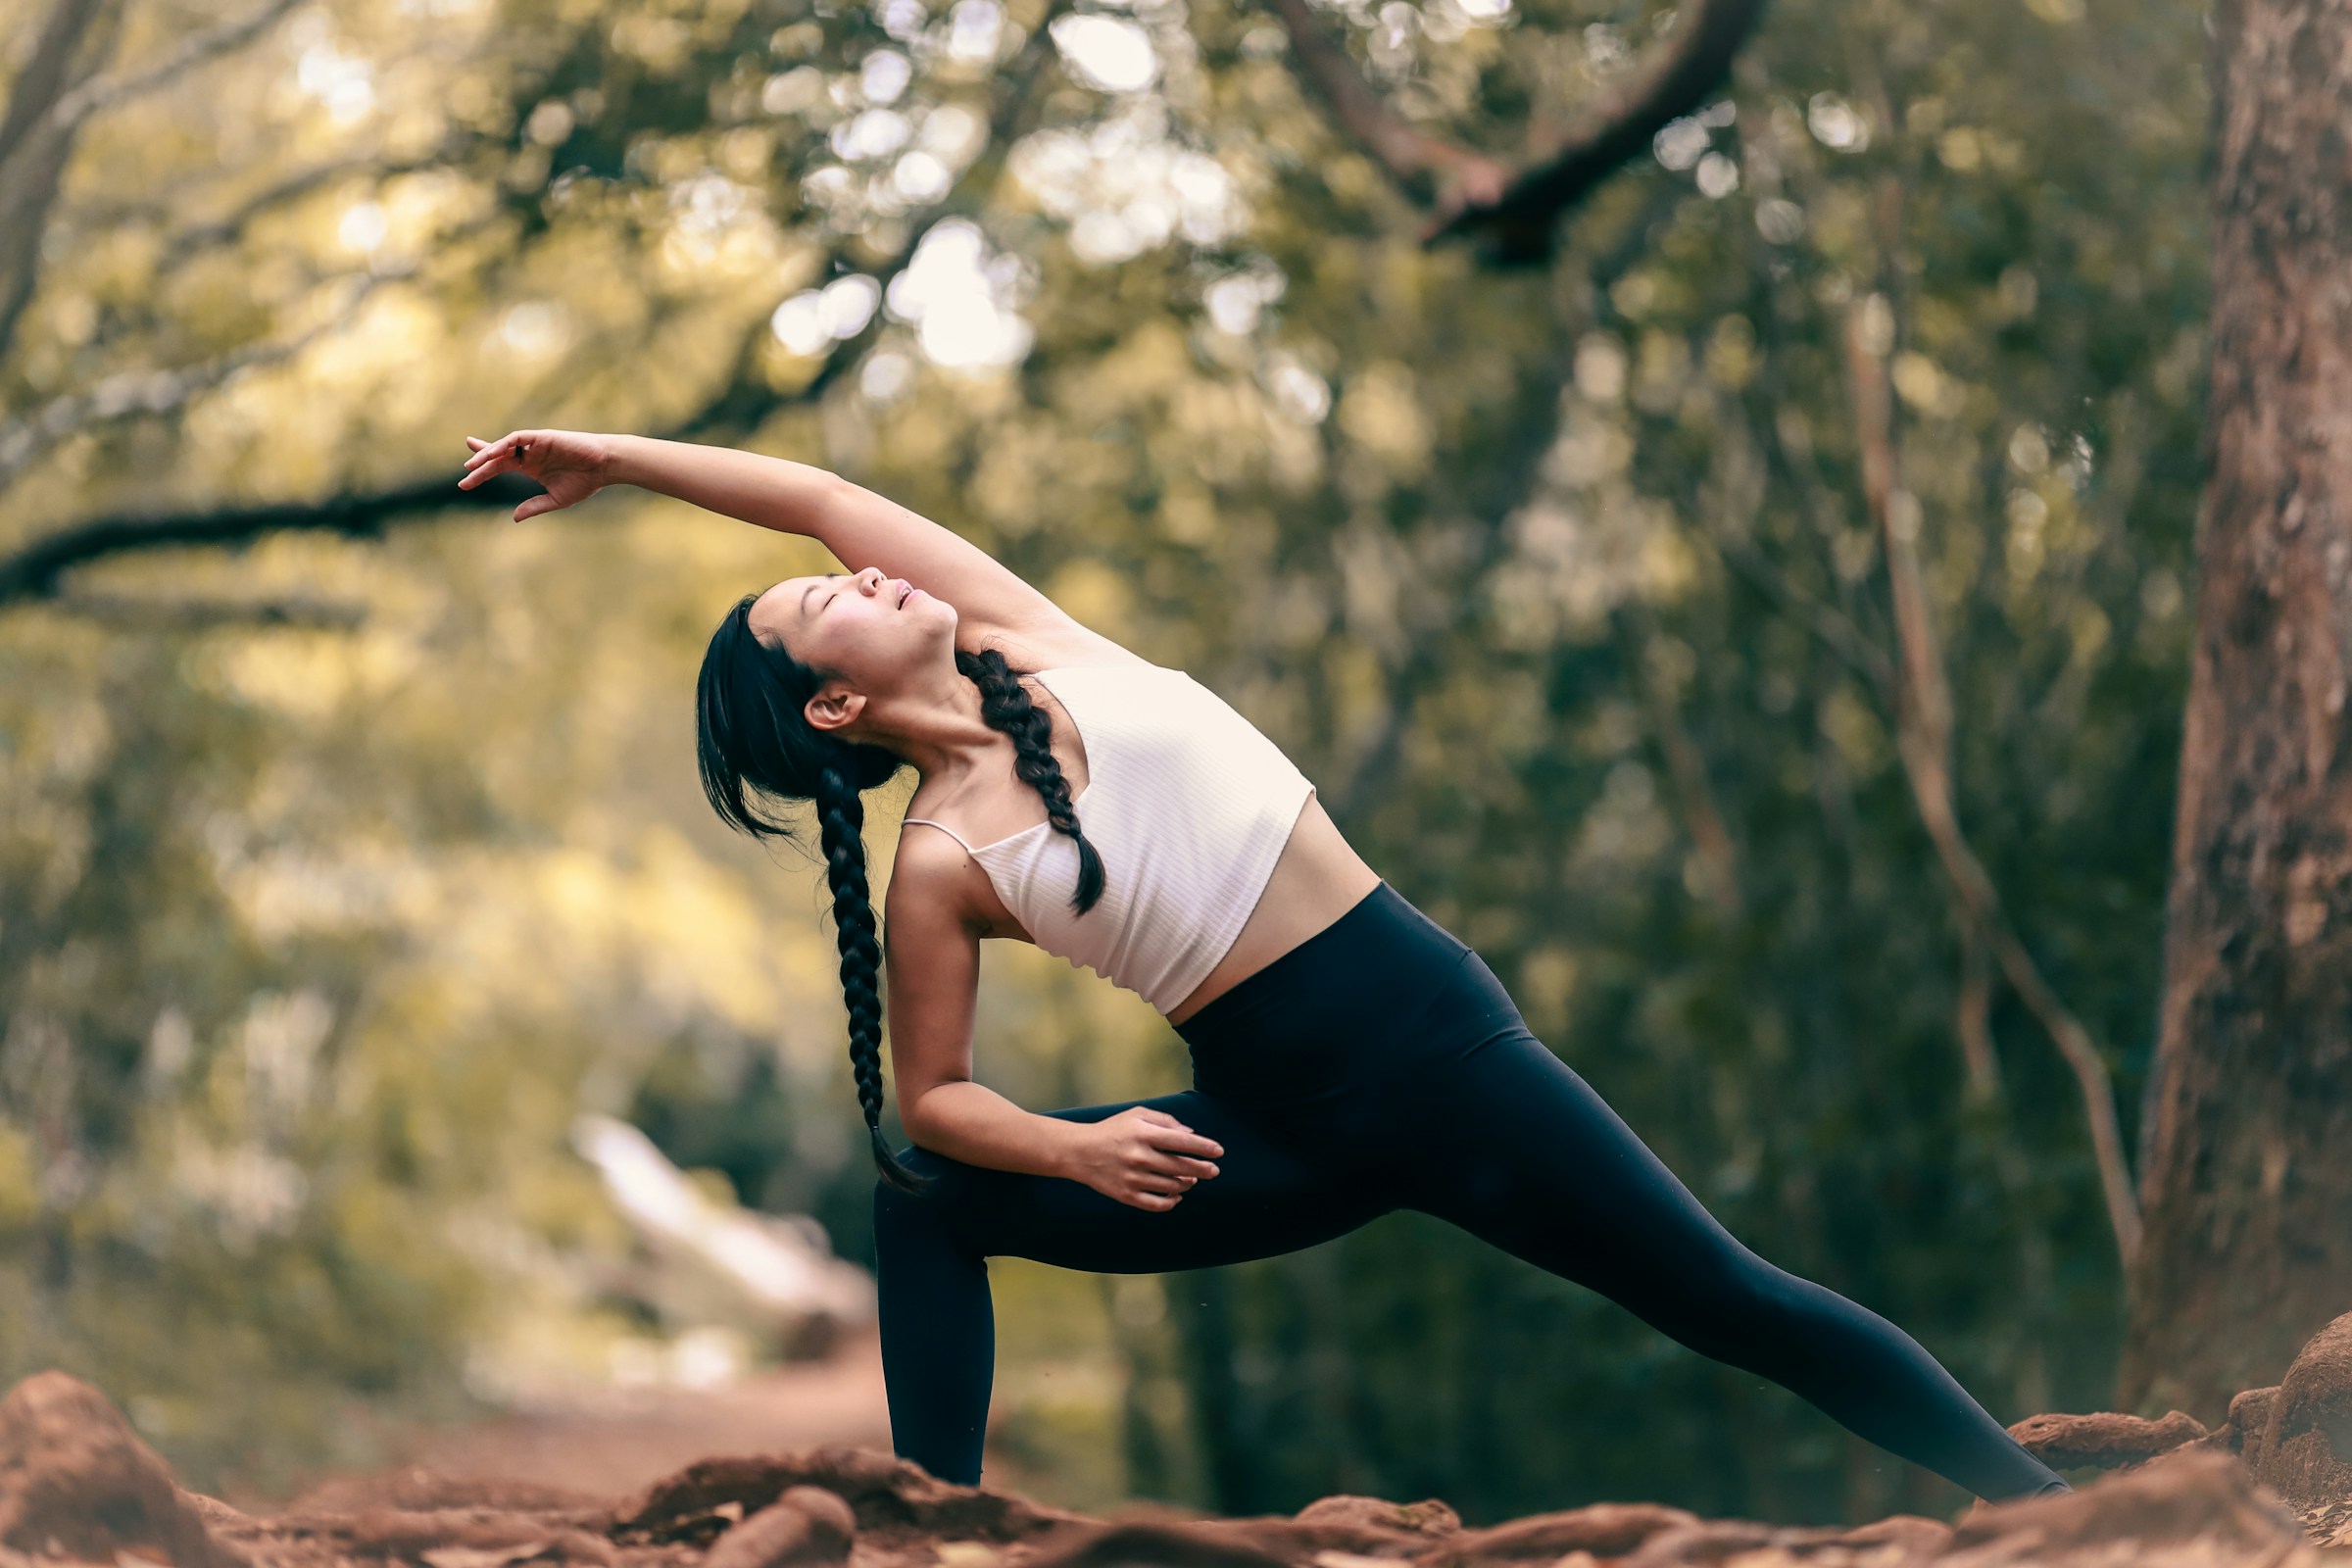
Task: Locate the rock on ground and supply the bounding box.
[2005,1307,2352,1548]
[19,1314,2352,1567]
[0,1370,244,1568]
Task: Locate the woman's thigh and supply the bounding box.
[898,1089,1397,1275]
[1383,1022,1779,1327]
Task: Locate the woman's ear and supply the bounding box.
[805,680,866,734]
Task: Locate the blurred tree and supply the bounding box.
[0,0,2211,1524]
[2119,0,2352,1423]
[0,0,1746,598]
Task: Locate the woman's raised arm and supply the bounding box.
[461,429,1125,662]
[461,429,846,531]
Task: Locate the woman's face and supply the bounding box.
[747,565,955,728]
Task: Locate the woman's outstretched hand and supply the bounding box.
[1062,1106,1223,1212]
[459,428,616,521]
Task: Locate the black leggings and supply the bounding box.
[873,881,2064,1501]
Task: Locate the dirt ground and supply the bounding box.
[13,1313,2352,1567]
[388,1334,894,1501]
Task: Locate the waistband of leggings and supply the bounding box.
[1172,879,1468,1049]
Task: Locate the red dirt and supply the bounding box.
[377,1335,892,1502]
[19,1313,2352,1567]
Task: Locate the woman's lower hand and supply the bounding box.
[1063,1106,1223,1211]
[459,428,616,520]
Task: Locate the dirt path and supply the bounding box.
[389,1330,892,1498]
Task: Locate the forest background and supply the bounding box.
[0,0,2230,1535]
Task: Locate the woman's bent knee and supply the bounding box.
[873,1151,975,1250]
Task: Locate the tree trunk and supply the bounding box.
[2118,0,2352,1420]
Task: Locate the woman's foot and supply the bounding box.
[1958,1477,2074,1525]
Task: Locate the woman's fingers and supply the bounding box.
[1131,1109,1224,1150]
[459,441,551,494]
[462,430,533,471]
[1142,1123,1224,1159]
[1108,1111,1222,1203]
[1133,1150,1216,1178]
[458,444,515,488]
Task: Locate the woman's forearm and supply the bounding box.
[903,1079,1082,1179]
[604,433,843,539]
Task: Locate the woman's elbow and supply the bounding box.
[897,1082,952,1149]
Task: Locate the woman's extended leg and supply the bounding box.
[873,1087,1396,1485]
[1371,961,2066,1502]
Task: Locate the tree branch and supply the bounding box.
[1,0,301,365]
[45,0,303,134]
[1432,0,1769,248]
[1264,0,1771,263]
[1840,296,2143,1268]
[0,472,545,603]
[0,0,111,170]
[148,144,472,270]
[0,6,1071,609]
[1259,0,1509,211]
[44,590,368,628]
[0,0,121,361]
[0,266,416,488]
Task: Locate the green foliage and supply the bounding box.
[0,0,2203,1523]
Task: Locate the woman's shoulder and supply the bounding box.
[891,804,1030,943]
[888,821,991,915]
[964,622,1161,675]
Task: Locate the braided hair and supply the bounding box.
[694,593,1105,1194]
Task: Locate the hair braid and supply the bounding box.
[696,593,1113,1199]
[956,647,1105,914]
[816,761,927,1195]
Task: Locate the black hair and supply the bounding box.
[694,592,1105,1193]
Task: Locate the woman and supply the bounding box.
[460,427,2073,1505]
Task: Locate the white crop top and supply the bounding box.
[901,661,1318,1015]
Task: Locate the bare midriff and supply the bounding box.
[1163,792,1384,1027]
